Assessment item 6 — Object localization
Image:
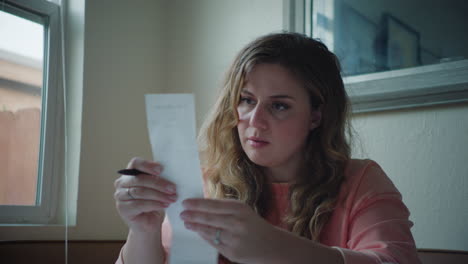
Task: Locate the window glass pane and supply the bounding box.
[0,9,44,206]
[311,0,468,76]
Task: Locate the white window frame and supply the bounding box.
[284,0,468,113]
[0,0,64,224]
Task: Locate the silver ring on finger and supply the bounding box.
[213,229,221,245]
[127,187,135,200]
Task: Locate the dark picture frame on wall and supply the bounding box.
[296,0,468,113]
[375,13,421,71]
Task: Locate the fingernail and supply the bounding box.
[166,185,176,193]
[162,202,170,208]
[167,194,177,202]
[179,212,188,220]
[153,166,162,174]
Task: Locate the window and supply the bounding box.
[285,0,468,113]
[0,0,64,224]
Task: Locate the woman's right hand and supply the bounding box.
[114,157,178,234]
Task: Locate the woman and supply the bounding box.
[114,32,421,264]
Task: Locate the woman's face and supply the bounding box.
[236,63,321,175]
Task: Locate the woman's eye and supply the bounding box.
[240,97,255,105]
[272,102,290,111]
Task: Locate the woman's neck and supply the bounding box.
[263,161,303,183]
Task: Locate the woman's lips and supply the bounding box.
[247,137,269,148]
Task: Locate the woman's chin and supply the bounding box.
[246,154,276,168]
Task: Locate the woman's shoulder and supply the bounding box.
[342,159,401,202]
[344,158,379,177]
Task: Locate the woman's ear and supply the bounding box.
[309,105,322,131]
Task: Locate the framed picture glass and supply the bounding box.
[294,0,468,113]
[375,13,421,71]
[335,3,378,76]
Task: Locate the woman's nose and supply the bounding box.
[249,104,268,130]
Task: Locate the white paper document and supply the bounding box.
[145,94,218,264]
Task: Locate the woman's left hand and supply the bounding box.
[180,198,280,263]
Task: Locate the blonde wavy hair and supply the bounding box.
[198,32,352,241]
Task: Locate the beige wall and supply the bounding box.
[71,0,169,239]
[77,0,281,240]
[163,0,283,127]
[352,103,468,251]
[1,0,467,252]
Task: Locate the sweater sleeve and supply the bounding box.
[114,217,171,264]
[335,161,421,264]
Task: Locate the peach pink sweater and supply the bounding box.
[117,159,421,264]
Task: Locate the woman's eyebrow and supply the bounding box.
[270,95,295,101]
[241,90,295,100]
[240,90,254,96]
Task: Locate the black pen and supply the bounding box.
[117,168,150,176]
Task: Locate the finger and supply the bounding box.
[115,186,178,203]
[116,174,177,195]
[184,222,232,248]
[181,210,240,230]
[116,199,169,217]
[127,157,163,176]
[182,198,245,214]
